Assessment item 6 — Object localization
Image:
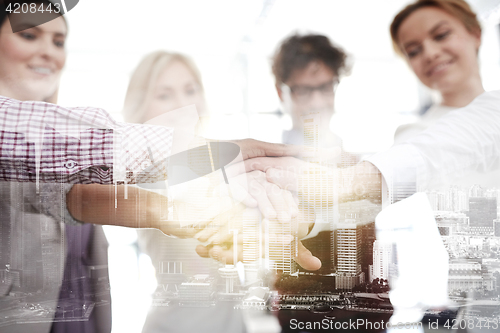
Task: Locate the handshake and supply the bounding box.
[67,139,382,272]
[152,139,383,271]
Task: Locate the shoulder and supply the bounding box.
[394,105,455,144]
[394,122,427,144]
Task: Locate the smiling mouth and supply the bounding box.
[426,60,454,77]
[29,66,54,75]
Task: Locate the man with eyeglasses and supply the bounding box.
[270,32,359,248]
[272,33,350,148]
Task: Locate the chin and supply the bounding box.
[433,77,462,94]
[24,84,57,101]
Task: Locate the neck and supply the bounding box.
[0,84,23,101]
[0,85,34,102]
[0,81,55,102]
[440,76,484,107]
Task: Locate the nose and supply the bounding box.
[178,94,191,108]
[38,36,60,62]
[307,90,333,111]
[166,94,193,113]
[422,40,441,62]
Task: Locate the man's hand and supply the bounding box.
[224,170,299,223]
[231,138,340,161]
[231,139,304,160]
[195,204,322,271]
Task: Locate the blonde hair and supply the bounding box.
[390,0,481,57]
[122,50,204,123]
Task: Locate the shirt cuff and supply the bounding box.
[40,183,83,225]
[115,123,174,184]
[364,144,428,192]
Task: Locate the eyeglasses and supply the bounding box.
[281,79,339,103]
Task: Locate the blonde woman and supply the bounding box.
[123,51,246,333]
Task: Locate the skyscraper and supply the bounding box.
[468,197,496,235]
[390,167,417,204]
[334,220,363,290]
[296,111,336,274]
[372,240,393,281]
[469,184,484,198]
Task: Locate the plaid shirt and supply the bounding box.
[0,96,173,184]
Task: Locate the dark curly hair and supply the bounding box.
[272,33,350,86]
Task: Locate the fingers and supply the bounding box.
[244,140,338,160]
[245,172,298,223]
[284,190,299,218]
[243,156,306,173]
[157,223,199,238]
[226,181,258,208]
[195,205,251,244]
[248,179,277,220]
[263,182,299,222]
[195,244,210,258]
[264,182,290,222]
[266,168,299,192]
[231,139,303,160]
[297,204,315,239]
[196,243,243,265]
[193,225,220,243]
[196,230,295,264]
[198,235,322,272]
[295,240,322,271]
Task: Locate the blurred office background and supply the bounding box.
[58,1,500,332]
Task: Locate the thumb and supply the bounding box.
[295,240,322,271]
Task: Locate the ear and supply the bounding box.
[276,84,284,102]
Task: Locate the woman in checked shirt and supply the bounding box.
[0,2,112,332]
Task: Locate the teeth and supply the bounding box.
[31,67,52,75]
[430,62,450,76]
[434,64,447,71]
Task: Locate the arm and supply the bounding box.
[367,90,500,191]
[0,97,306,184]
[0,96,311,244]
[0,96,173,184]
[263,90,500,205]
[66,184,199,238]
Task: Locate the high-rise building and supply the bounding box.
[360,222,376,279]
[468,197,496,235]
[265,219,298,275]
[427,190,439,211]
[446,186,458,211]
[494,219,500,237]
[334,220,363,290]
[458,188,469,211]
[372,240,393,281]
[41,213,65,290]
[469,184,484,198]
[242,211,262,285]
[390,167,417,204]
[8,184,44,293]
[296,112,336,275]
[0,183,11,276]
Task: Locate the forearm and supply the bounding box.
[66,184,165,229]
[368,91,500,190]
